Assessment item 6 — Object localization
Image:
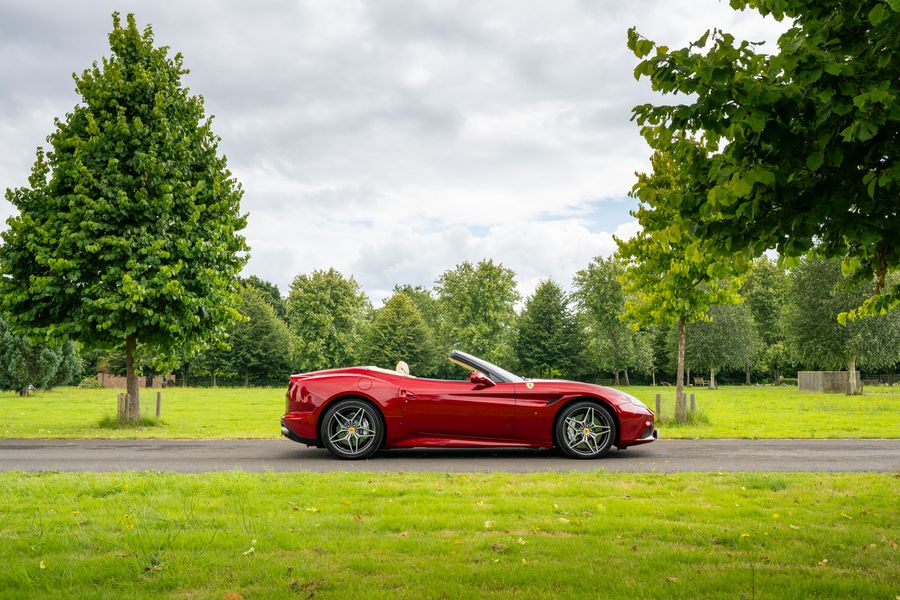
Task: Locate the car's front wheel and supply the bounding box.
[556,401,616,459]
[320,399,384,460]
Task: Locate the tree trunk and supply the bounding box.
[624,368,630,386]
[675,316,686,423]
[123,334,141,424]
[848,354,859,395]
[244,371,249,388]
[614,370,620,386]
[212,373,217,388]
[709,367,717,390]
[651,370,656,386]
[745,368,751,385]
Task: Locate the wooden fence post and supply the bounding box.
[117,393,125,422]
[690,393,696,414]
[156,391,162,418]
[655,393,661,418]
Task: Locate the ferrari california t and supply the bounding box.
[281,350,657,459]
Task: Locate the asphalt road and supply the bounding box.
[0,438,897,473]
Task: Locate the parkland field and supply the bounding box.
[1,471,897,599]
[1,385,898,440]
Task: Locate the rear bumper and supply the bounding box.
[281,415,320,447]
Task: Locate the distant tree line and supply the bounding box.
[26,253,883,390]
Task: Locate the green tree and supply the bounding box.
[189,342,236,387]
[783,257,900,394]
[573,257,651,385]
[739,256,788,382]
[617,150,743,421]
[0,14,248,421]
[672,303,762,389]
[0,315,63,395]
[244,276,286,320]
[286,269,370,372]
[392,284,444,376]
[366,292,435,375]
[740,257,789,346]
[515,280,582,379]
[435,260,519,366]
[188,285,292,386]
[628,1,900,316]
[52,341,84,389]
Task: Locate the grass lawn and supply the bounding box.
[0,471,896,599]
[0,384,897,439]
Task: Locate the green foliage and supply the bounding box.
[286,269,370,372]
[628,1,900,316]
[244,276,286,320]
[190,287,293,386]
[0,13,248,373]
[435,260,519,365]
[783,256,900,370]
[514,280,582,378]
[0,314,80,393]
[53,341,84,389]
[365,292,436,375]
[740,257,789,346]
[573,257,655,380]
[670,303,762,385]
[392,284,445,376]
[617,151,744,329]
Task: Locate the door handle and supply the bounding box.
[401,390,416,398]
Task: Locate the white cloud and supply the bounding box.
[0,0,789,304]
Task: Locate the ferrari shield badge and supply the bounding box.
[525,382,534,390]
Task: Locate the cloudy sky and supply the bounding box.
[0,1,787,303]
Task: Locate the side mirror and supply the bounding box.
[469,371,495,387]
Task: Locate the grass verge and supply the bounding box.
[0,472,897,599]
[0,384,898,439]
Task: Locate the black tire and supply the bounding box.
[320,399,385,460]
[555,401,617,459]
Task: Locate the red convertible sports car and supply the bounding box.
[281,350,657,459]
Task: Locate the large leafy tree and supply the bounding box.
[366,292,435,375]
[739,256,789,382]
[233,288,293,386]
[628,0,900,316]
[0,14,248,420]
[573,257,652,385]
[672,303,762,389]
[286,269,371,372]
[740,256,789,347]
[435,260,519,366]
[618,150,743,421]
[783,256,900,393]
[392,284,444,376]
[515,280,582,379]
[244,276,286,320]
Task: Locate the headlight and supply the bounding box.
[622,393,649,411]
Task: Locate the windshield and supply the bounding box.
[448,350,524,384]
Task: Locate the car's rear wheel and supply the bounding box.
[556,401,616,459]
[321,399,384,460]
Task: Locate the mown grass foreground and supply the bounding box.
[1,385,898,439]
[1,472,897,599]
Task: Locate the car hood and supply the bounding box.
[525,379,628,399]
